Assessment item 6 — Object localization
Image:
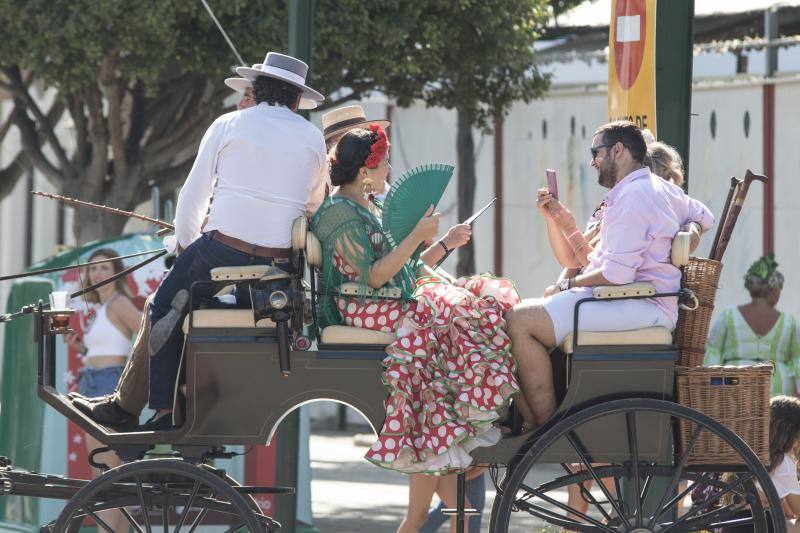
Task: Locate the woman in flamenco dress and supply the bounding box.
[311,125,533,532]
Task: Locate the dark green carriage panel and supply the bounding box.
[180,333,389,445]
[473,345,677,465]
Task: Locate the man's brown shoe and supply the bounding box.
[72,396,138,432]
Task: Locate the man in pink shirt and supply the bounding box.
[507,121,714,429]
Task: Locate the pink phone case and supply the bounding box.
[546,169,558,199]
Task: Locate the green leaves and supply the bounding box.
[0,0,285,91]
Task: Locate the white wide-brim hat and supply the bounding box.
[236,52,324,110]
[225,63,262,93]
[224,76,254,94]
[321,105,390,141]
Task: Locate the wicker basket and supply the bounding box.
[675,364,772,465]
[674,257,723,367]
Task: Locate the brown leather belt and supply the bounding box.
[207,230,292,259]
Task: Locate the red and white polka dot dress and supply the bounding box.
[333,253,521,474]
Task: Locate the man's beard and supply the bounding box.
[597,159,617,188]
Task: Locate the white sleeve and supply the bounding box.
[174,120,224,249]
[305,138,329,216]
[771,455,800,499]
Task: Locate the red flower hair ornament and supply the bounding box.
[364,124,389,169]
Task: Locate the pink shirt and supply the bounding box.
[582,167,714,325]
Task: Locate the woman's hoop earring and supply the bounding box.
[362,177,375,203]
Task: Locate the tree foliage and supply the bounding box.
[0,0,592,247]
[365,0,556,274]
[0,0,286,242]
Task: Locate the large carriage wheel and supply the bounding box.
[54,458,272,532]
[490,398,785,533]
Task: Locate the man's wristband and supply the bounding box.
[438,240,450,253]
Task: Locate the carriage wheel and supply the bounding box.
[54,458,269,532]
[219,468,282,532]
[489,398,785,533]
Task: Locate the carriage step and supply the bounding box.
[440,507,481,516]
[234,485,295,495]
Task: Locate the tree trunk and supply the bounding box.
[456,107,476,276]
[72,208,128,245]
[66,170,141,245]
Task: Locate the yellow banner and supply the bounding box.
[608,0,657,135]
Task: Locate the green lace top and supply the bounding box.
[310,196,418,328]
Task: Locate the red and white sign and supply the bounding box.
[608,0,657,133]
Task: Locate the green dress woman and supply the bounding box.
[312,126,521,475]
[704,254,800,396]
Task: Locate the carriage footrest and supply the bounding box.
[440,507,480,516]
[234,485,296,495]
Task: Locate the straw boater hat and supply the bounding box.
[236,52,324,110]
[321,105,391,141]
[224,64,261,94]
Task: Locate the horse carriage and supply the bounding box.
[0,205,785,532]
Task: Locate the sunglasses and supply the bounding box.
[590,143,615,159]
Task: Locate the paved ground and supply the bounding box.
[309,430,566,533]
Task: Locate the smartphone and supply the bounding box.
[546,169,559,200]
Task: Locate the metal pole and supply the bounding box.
[763,6,777,255]
[765,7,779,77]
[655,0,695,192]
[275,5,317,532]
[493,115,504,277]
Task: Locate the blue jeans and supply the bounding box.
[148,233,293,409]
[419,473,485,533]
[78,365,124,398]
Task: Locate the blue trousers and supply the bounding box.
[148,233,292,409]
[418,473,485,533]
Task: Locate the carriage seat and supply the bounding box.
[558,230,691,354]
[182,310,275,334]
[181,265,290,333]
[294,217,399,345]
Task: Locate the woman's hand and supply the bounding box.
[65,332,86,354]
[442,223,472,250]
[412,205,441,245]
[544,197,577,233]
[543,284,561,298]
[536,188,554,219]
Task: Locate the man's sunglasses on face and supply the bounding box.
[590,143,615,160]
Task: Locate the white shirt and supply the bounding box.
[771,453,800,499]
[174,103,328,250]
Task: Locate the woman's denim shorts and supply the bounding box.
[77,365,124,398]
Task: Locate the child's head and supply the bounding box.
[769,395,800,471]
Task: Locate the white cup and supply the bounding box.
[49,291,69,310]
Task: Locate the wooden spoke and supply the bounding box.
[518,481,616,532]
[119,507,145,533]
[625,412,643,527]
[135,476,153,533]
[173,481,201,533]
[565,431,632,530]
[646,423,704,530]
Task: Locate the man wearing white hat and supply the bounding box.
[224,64,258,110]
[140,51,328,430]
[72,58,327,430]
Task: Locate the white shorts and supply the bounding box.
[542,288,674,345]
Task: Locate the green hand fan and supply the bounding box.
[382,163,454,261]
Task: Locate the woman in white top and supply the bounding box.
[65,248,141,532]
[767,396,800,532]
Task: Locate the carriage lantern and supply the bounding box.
[45,291,75,334]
